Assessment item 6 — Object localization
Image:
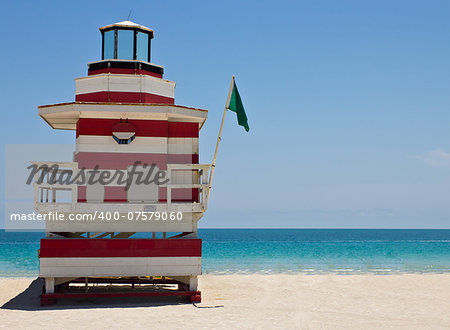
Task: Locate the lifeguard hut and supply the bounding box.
[32,21,211,305]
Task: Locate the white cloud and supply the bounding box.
[413,148,450,167]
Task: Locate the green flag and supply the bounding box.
[227,80,249,132]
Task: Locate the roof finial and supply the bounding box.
[127,10,132,21]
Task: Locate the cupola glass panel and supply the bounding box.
[103,30,115,59]
[101,25,152,62]
[136,32,149,61]
[117,30,134,59]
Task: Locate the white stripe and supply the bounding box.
[76,136,198,154]
[76,135,167,153]
[168,138,198,154]
[75,74,175,98]
[40,257,201,277]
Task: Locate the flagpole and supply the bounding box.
[206,75,235,205]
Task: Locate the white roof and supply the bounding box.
[38,102,208,130]
[99,20,153,33]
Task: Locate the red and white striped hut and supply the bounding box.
[32,20,212,305]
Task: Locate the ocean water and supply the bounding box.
[0,229,449,276]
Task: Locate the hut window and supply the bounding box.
[112,133,135,145]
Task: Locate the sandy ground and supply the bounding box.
[0,275,449,329]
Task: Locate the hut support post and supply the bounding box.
[45,277,55,294]
[189,276,198,291]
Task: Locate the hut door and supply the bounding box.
[127,165,159,203]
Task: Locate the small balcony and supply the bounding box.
[30,161,212,233]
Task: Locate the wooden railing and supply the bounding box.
[31,161,78,208]
[31,161,212,211]
[166,164,212,211]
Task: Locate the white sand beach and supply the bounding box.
[0,274,449,329]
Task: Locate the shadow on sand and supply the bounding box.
[1,278,192,311]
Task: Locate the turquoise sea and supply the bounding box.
[1,229,450,276]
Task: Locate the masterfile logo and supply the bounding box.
[26,162,170,191]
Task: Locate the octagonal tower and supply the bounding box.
[33,21,211,305]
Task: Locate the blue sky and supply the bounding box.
[1,0,450,228]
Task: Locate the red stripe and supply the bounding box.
[88,68,163,78]
[169,122,200,138]
[77,118,168,138]
[41,291,201,302]
[102,187,199,203]
[77,186,198,203]
[77,186,86,202]
[39,239,202,258]
[77,188,199,203]
[74,152,198,170]
[76,119,198,138]
[75,91,174,104]
[104,186,127,202]
[159,187,200,203]
[75,152,167,170]
[169,154,199,163]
